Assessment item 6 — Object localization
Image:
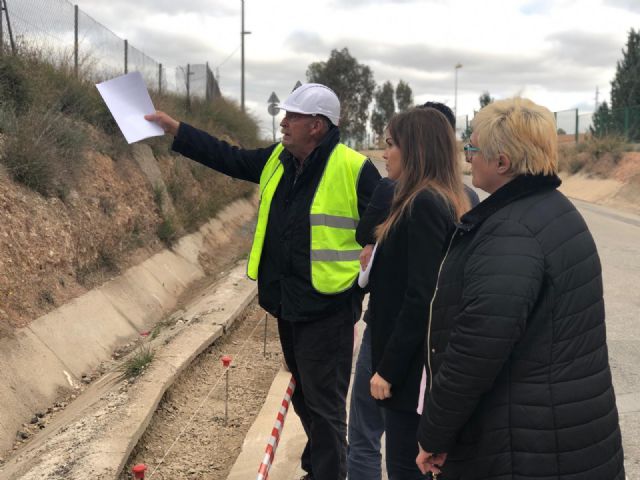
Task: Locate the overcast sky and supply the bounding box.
[72,0,640,139]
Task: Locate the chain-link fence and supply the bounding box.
[1,0,221,101]
[456,107,640,144]
[590,105,640,142]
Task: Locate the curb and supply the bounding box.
[226,370,306,480]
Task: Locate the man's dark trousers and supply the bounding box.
[277,307,354,480]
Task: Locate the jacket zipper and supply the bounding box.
[427,227,458,392]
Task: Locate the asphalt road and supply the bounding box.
[576,199,640,479]
[369,158,640,477]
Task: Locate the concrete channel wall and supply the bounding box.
[0,189,257,455]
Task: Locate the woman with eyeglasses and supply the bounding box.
[366,107,469,479]
[416,98,625,480]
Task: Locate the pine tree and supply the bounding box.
[610,29,640,110]
[590,101,614,137]
[610,29,640,140]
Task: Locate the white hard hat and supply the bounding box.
[278,83,341,126]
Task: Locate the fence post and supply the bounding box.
[574,108,579,144]
[0,0,3,55]
[1,0,16,55]
[74,5,79,78]
[124,39,128,74]
[624,107,630,140]
[205,61,210,102]
[186,63,191,112]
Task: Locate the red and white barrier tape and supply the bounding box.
[257,375,296,480]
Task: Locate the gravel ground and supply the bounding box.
[120,301,282,480]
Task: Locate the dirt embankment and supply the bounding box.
[559,151,640,215]
[0,145,254,330]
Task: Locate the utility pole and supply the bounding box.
[595,86,600,110]
[454,63,462,118]
[0,0,16,55]
[240,0,252,112]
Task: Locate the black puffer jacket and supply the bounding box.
[418,174,625,480]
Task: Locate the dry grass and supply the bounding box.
[558,135,632,177]
[0,48,260,240]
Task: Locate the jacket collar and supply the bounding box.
[279,127,340,173]
[458,174,562,232]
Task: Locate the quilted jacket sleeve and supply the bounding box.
[417,218,545,453]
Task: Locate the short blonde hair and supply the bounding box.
[472,97,558,175]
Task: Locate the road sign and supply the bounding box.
[267,92,280,104]
[268,103,279,116]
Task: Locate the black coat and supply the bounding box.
[368,189,455,412]
[172,124,381,322]
[418,175,625,480]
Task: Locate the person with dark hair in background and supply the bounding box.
[145,83,381,480]
[347,102,477,480]
[359,107,469,479]
[416,97,624,480]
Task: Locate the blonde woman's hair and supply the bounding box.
[376,108,470,243]
[471,97,558,175]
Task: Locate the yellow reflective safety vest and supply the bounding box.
[247,142,367,294]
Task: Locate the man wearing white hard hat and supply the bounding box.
[146,83,381,480]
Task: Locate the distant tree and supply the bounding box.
[395,80,413,112]
[461,122,473,142]
[590,101,615,137]
[371,81,395,138]
[610,29,640,110]
[609,29,640,140]
[479,91,494,108]
[557,128,567,135]
[462,92,493,141]
[307,48,376,143]
[371,111,386,141]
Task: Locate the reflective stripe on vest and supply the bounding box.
[247,143,366,295]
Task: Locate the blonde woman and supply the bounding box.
[416,98,624,480]
[367,107,469,479]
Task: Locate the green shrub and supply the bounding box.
[1,109,86,197]
[582,135,629,163]
[0,56,31,115]
[157,216,178,245]
[152,183,165,210]
[120,345,155,379]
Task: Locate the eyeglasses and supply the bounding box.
[463,143,481,163]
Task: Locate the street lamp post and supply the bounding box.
[240,0,252,112]
[454,63,463,119]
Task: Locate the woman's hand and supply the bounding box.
[416,443,447,476]
[360,244,374,270]
[144,110,180,136]
[370,372,392,400]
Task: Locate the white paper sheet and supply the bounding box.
[95,72,164,144]
[358,243,377,288]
